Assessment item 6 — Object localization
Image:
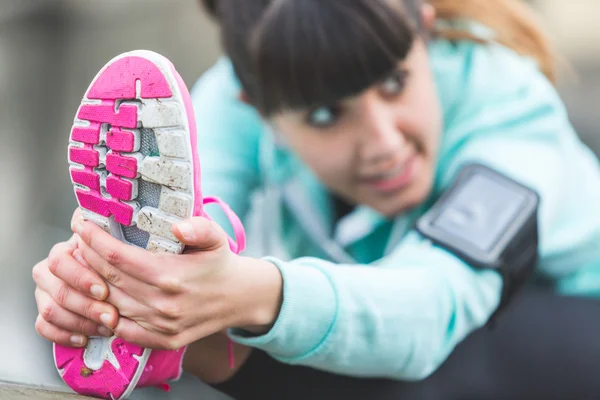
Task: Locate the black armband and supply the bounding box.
[416,163,540,322]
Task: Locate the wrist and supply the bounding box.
[184,333,253,384]
[229,255,283,335]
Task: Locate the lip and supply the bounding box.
[362,155,418,193]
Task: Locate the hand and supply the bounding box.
[33,212,120,347]
[73,214,283,351]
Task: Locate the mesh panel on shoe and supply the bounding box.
[122,225,150,248]
[140,128,160,156]
[122,129,161,248]
[137,179,161,209]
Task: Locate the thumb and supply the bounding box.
[172,217,228,250]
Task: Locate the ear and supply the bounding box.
[421,3,436,31]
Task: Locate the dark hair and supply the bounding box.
[201,0,558,116]
[206,0,422,115]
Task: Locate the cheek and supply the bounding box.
[272,121,354,183]
[417,76,443,144]
[298,138,353,183]
[402,86,442,151]
[400,49,443,151]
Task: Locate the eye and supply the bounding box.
[379,69,409,97]
[306,105,342,128]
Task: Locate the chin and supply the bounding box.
[372,179,433,218]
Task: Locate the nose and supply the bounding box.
[358,97,404,166]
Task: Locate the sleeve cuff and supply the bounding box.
[228,256,338,361]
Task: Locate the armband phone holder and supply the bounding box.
[416,163,540,322]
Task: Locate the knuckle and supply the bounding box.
[47,253,61,275]
[103,248,121,267]
[154,318,180,335]
[103,264,121,286]
[77,317,94,336]
[70,269,86,290]
[34,315,44,333]
[81,300,95,320]
[157,275,184,293]
[54,283,71,307]
[32,261,45,282]
[35,315,52,340]
[154,299,183,320]
[40,303,55,323]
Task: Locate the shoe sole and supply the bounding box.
[55,50,199,400]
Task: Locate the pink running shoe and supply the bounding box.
[56,50,246,399]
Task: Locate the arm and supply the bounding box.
[230,239,502,380]
[229,43,581,380]
[183,333,253,384]
[184,58,264,381]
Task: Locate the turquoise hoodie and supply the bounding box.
[190,38,600,380]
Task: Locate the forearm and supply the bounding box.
[228,236,503,380]
[183,332,253,384]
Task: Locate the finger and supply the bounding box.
[76,237,155,300]
[114,315,221,351]
[35,289,112,337]
[35,267,119,330]
[103,282,190,337]
[105,283,193,336]
[104,282,154,319]
[43,239,79,276]
[113,318,187,351]
[172,217,228,250]
[70,207,84,231]
[35,314,88,348]
[74,219,161,283]
[47,244,108,301]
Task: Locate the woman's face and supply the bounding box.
[270,39,443,217]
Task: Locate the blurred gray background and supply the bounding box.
[0,0,598,398]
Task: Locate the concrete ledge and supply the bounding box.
[0,383,94,399]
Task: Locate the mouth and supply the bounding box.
[360,155,418,193]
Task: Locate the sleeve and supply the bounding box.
[228,43,578,380]
[189,58,264,234]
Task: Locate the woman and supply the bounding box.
[33,0,600,399]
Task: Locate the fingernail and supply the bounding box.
[98,326,112,337]
[70,335,85,346]
[90,285,106,300]
[177,222,196,242]
[100,313,112,327]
